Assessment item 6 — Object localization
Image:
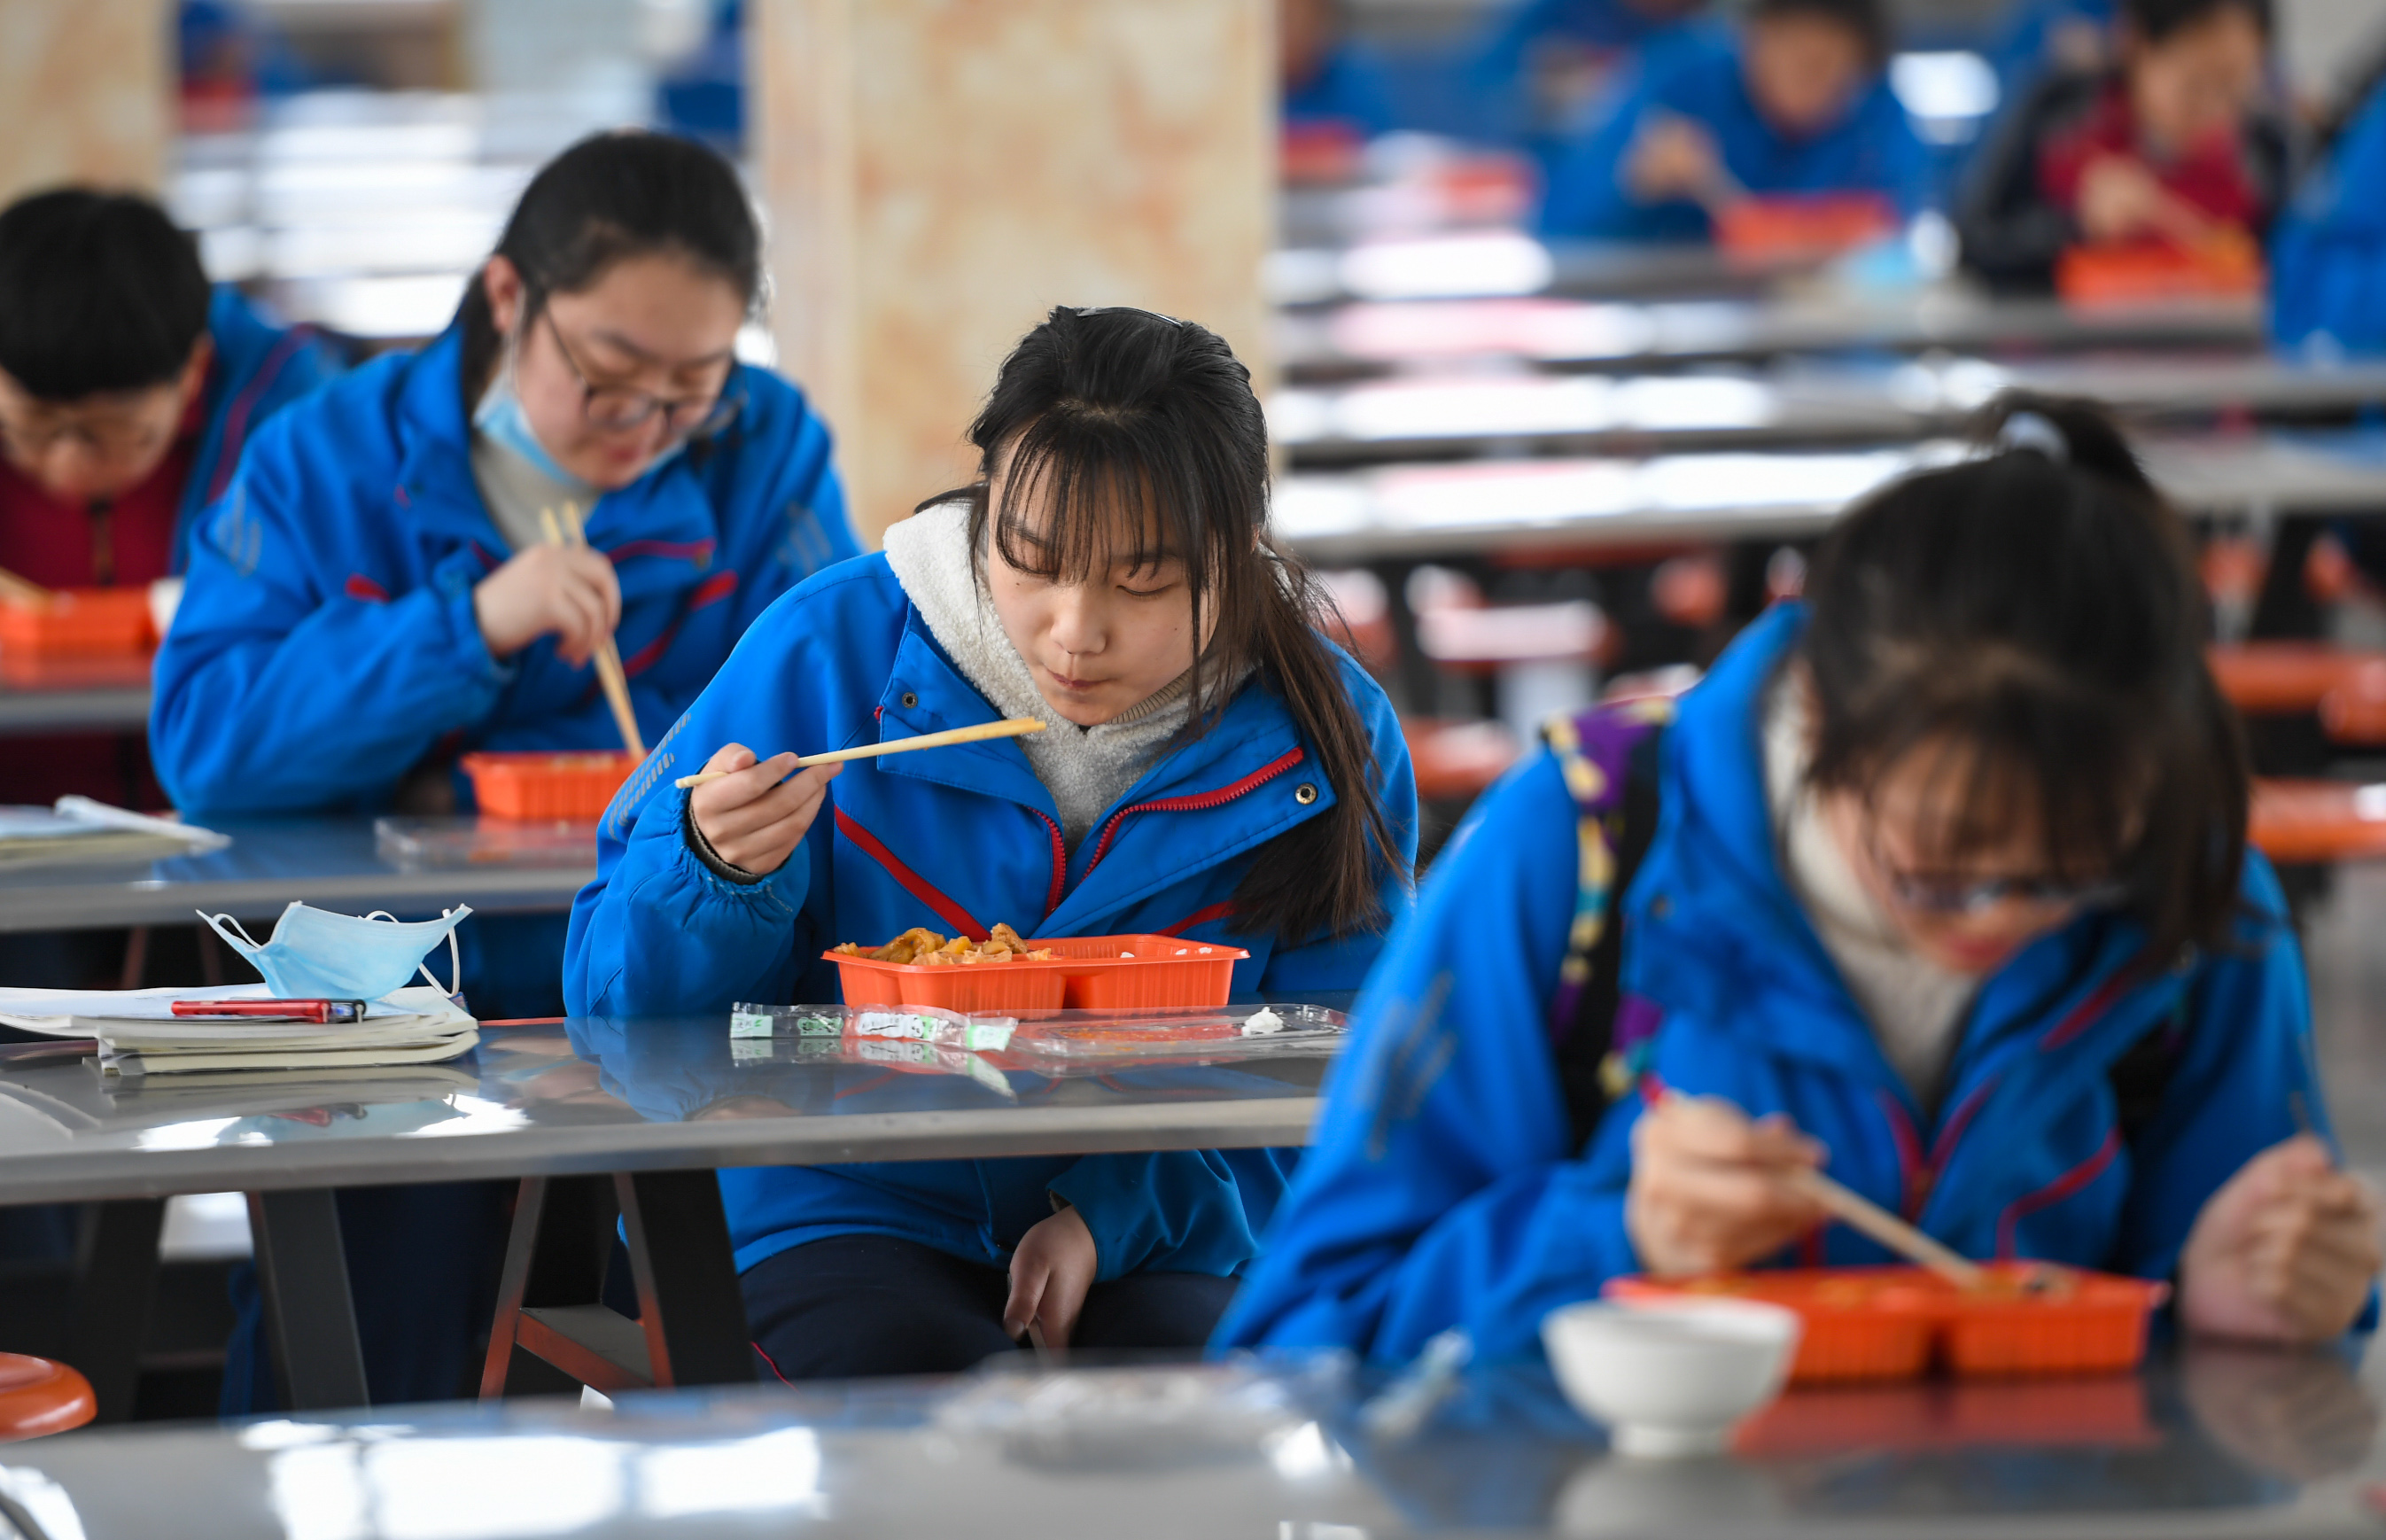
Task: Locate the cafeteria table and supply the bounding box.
[0,656,152,739]
[0,1015,1329,1416]
[2,1339,2380,1538]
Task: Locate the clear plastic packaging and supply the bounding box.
[933,1357,1350,1470]
[730,1003,1014,1049]
[727,1003,1347,1062]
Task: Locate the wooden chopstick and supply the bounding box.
[540,505,646,758]
[0,564,54,608]
[1787,1167,1986,1289]
[673,718,1046,789]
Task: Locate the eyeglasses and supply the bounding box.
[540,312,738,439]
[0,391,176,463]
[1882,868,2128,918]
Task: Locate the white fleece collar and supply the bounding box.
[881,499,1198,852]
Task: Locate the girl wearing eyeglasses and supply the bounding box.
[152,130,858,1012]
[1220,393,2381,1365]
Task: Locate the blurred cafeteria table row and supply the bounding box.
[8,1337,2385,1538]
[1276,432,2386,564]
[1279,286,2266,379]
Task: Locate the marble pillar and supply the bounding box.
[753,0,1273,547]
[0,0,171,205]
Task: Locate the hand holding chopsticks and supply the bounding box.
[673,718,1046,789]
[539,504,645,758]
[1784,1167,1986,1289]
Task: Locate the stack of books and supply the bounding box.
[0,984,478,1076]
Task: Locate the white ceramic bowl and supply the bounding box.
[1542,1298,1802,1458]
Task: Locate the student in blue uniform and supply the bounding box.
[1540,0,1927,242]
[2273,67,2386,357]
[152,129,856,1019]
[1218,396,2381,1364]
[161,130,856,1414]
[1283,0,1400,143]
[568,305,1418,1376]
[1469,0,1716,152]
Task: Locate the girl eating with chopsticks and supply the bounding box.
[151,129,857,1017]
[1219,395,2381,1365]
[568,305,1417,1377]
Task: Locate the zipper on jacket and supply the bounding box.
[1069,746,1309,897]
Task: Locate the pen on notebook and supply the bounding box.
[168,999,368,1024]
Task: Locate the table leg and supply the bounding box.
[247,1189,369,1412]
[68,1198,163,1423]
[618,1171,752,1388]
[1370,559,1437,719]
[481,1176,621,1398]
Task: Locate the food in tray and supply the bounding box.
[831,923,1056,966]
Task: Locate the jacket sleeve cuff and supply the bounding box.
[431,548,515,690]
[684,802,766,885]
[1046,1152,1260,1283]
[652,788,808,911]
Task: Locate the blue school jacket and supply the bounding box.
[1540,34,1929,241]
[564,553,1418,1280]
[1286,45,1402,140]
[150,323,855,816]
[181,286,345,575]
[1217,604,2331,1363]
[2273,85,2386,358]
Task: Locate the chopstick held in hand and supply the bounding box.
[673,718,1046,789]
[540,504,645,758]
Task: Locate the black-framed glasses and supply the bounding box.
[540,311,738,439]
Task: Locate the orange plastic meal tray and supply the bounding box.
[2056,239,2263,307]
[828,934,1249,1014]
[461,751,637,821]
[1714,193,1897,262]
[1609,1263,2167,1383]
[0,588,154,656]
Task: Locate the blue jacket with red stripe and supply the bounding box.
[563,553,1418,1281]
[1216,603,2330,1362]
[179,287,346,576]
[150,323,855,815]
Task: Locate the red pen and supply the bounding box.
[168,999,367,1024]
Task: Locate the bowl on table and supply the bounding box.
[1542,1297,1801,1458]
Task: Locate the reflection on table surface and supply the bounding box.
[5,1342,2381,1538]
[0,1017,1333,1202]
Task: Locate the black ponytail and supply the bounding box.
[926,306,1408,945]
[455,130,760,404]
[1799,391,2248,963]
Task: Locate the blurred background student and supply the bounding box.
[1468,0,1717,159]
[1956,0,2286,292]
[1538,0,1926,243]
[0,189,339,815]
[151,129,856,1025]
[2272,59,2386,358]
[1284,0,1402,147]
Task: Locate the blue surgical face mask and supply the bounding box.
[200,903,471,1002]
[473,357,689,488]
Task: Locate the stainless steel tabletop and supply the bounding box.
[1276,433,2386,564]
[0,817,594,933]
[4,1341,2379,1538]
[0,1016,1326,1204]
[0,656,152,738]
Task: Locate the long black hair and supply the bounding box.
[455,130,760,403]
[926,305,1406,945]
[1799,392,2247,963]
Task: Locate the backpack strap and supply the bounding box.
[1542,700,1672,1150]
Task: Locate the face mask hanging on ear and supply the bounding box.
[200,903,472,1002]
[473,366,585,488]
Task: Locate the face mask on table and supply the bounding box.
[201,902,471,1002]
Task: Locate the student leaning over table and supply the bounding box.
[1218,394,2382,1365]
[149,129,857,1018]
[568,306,1418,1378]
[147,129,857,1415]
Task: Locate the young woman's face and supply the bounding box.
[1743,13,1871,138]
[2126,4,2266,159]
[1819,736,2120,976]
[0,341,211,504]
[482,250,745,491]
[982,455,1218,727]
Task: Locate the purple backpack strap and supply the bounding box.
[1541,699,1673,1085]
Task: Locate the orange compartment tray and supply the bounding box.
[828,934,1248,1014]
[1609,1263,2166,1382]
[0,588,155,656]
[462,751,636,821]
[1715,193,1898,262]
[2056,237,2263,306]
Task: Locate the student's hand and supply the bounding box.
[1624,114,1731,207]
[2077,154,2211,245]
[688,743,840,876]
[1005,1205,1098,1349]
[2178,1134,2382,1345]
[471,542,623,665]
[1627,1093,1828,1275]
